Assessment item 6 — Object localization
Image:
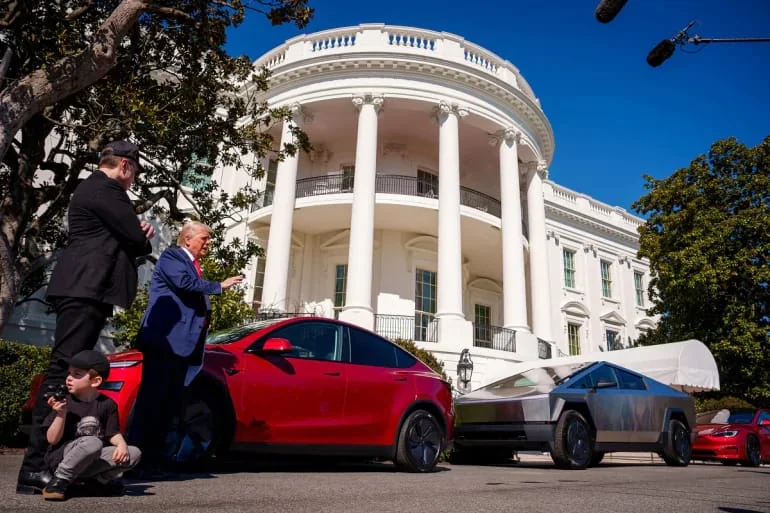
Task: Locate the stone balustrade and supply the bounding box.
[544,181,645,232]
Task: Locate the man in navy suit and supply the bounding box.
[127,221,242,476]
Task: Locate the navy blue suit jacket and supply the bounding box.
[137,247,222,358]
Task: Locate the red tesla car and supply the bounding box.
[692,408,770,466]
[24,316,454,473]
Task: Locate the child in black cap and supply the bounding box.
[41,350,141,500]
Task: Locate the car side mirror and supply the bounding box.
[262,337,293,354]
[594,379,618,390]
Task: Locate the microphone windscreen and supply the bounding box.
[646,39,676,67]
[595,0,629,23]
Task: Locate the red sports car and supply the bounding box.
[25,316,454,473]
[692,408,770,466]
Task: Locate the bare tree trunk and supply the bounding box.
[0,233,21,335]
[0,0,145,163]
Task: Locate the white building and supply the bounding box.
[217,24,657,390]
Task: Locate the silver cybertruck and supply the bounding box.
[453,361,695,469]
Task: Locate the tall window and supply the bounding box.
[263,159,278,207]
[600,260,612,298]
[563,249,576,288]
[414,269,437,342]
[341,165,355,191]
[252,258,267,310]
[606,329,620,351]
[567,323,581,356]
[634,271,644,307]
[333,264,348,319]
[474,304,491,347]
[417,169,439,197]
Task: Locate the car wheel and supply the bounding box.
[395,409,444,473]
[589,451,605,467]
[551,410,593,469]
[743,436,761,467]
[164,387,224,469]
[661,419,691,467]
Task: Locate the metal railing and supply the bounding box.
[473,325,516,352]
[252,174,503,218]
[374,314,438,343]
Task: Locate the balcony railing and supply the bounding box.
[473,325,516,353]
[253,174,503,218]
[374,314,438,343]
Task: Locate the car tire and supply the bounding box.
[165,386,226,470]
[589,451,605,467]
[660,419,691,467]
[551,409,593,469]
[395,409,444,473]
[743,436,761,467]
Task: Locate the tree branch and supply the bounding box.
[66,0,97,21]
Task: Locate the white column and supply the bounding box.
[526,160,553,341]
[436,101,466,321]
[494,128,529,332]
[339,94,383,330]
[260,105,303,312]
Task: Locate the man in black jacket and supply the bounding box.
[17,140,156,494]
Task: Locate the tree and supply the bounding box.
[632,136,770,404]
[0,0,313,333]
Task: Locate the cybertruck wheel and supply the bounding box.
[551,410,593,469]
[395,409,444,473]
[661,419,691,467]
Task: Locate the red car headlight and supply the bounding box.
[711,430,739,438]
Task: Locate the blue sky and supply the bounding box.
[226,0,770,213]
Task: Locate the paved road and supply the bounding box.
[2,454,768,513]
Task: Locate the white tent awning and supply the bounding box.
[499,339,720,393]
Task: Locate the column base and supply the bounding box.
[436,315,473,353]
[338,307,374,331]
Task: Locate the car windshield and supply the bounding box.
[697,409,755,425]
[477,362,594,397]
[206,317,291,345]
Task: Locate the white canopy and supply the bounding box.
[500,339,720,393]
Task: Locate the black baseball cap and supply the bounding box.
[100,140,142,171]
[68,350,110,380]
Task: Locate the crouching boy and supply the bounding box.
[42,350,141,500]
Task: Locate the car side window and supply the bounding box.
[348,326,398,368]
[269,322,343,362]
[757,411,770,425]
[568,374,594,389]
[588,366,618,388]
[615,368,647,390]
[395,347,417,369]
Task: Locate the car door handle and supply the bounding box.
[324,371,341,376]
[393,377,408,382]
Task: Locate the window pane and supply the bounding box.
[606,329,620,351]
[563,249,576,288]
[615,368,646,390]
[414,268,437,341]
[474,304,491,345]
[568,323,581,356]
[634,271,644,306]
[252,258,267,309]
[349,326,398,367]
[600,260,612,298]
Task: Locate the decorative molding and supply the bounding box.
[432,100,469,122]
[287,102,313,124]
[546,229,560,243]
[488,126,521,146]
[583,242,597,256]
[352,93,384,113]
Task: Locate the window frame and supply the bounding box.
[634,270,645,307]
[567,322,581,356]
[600,259,613,298]
[473,303,492,346]
[563,248,576,289]
[414,268,437,342]
[333,264,348,319]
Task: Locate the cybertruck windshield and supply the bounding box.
[477,362,594,398]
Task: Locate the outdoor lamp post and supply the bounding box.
[456,349,474,393]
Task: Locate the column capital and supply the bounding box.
[352,93,384,112]
[287,102,313,124]
[523,159,549,179]
[488,127,521,146]
[433,100,469,122]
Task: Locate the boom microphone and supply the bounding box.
[595,0,629,23]
[646,39,676,67]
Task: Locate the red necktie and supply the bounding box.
[193,259,202,277]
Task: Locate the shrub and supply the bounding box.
[0,340,51,446]
[393,338,449,382]
[695,395,755,413]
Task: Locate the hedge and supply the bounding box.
[0,340,51,446]
[695,395,755,413]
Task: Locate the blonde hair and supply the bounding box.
[177,221,212,246]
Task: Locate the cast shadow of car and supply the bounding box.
[206,454,451,474]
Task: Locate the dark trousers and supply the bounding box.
[127,350,189,468]
[20,297,113,473]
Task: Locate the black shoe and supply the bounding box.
[42,477,71,501]
[16,470,52,495]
